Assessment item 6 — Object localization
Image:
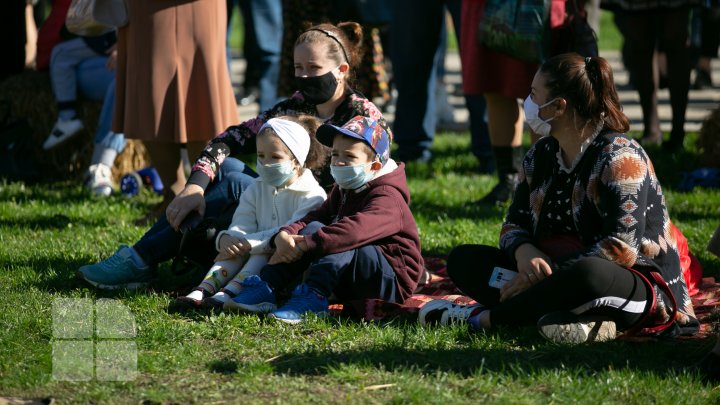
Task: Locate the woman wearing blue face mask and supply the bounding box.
[421,53,698,344]
[174,115,328,308]
[79,22,394,291]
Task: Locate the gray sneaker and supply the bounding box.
[78,245,153,290]
[537,311,616,344]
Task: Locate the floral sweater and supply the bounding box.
[500,131,696,329]
[187,91,390,190]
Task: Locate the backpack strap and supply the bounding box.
[624,267,678,336]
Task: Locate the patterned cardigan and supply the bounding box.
[500,131,695,328]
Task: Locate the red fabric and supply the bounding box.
[36,0,72,71]
[460,0,568,97]
[460,0,538,98]
[671,222,702,296]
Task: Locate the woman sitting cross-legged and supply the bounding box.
[419,53,698,343]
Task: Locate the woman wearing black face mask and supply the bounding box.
[78,22,395,291]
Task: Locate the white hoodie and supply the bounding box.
[216,168,327,254]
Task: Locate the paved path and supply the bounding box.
[231,50,719,133]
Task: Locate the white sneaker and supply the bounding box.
[537,312,617,344]
[86,163,113,196]
[43,118,84,150]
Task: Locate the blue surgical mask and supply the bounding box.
[256,159,296,187]
[330,162,374,190]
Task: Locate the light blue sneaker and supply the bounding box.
[78,245,153,290]
[223,275,277,314]
[269,284,329,325]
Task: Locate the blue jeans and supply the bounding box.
[134,158,257,266]
[93,77,126,152]
[260,222,398,303]
[51,38,113,117]
[226,0,282,111]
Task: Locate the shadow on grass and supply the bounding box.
[0,214,110,230]
[208,358,240,375]
[260,337,710,378]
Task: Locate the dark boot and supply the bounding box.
[476,146,523,205]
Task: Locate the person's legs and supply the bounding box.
[390,0,444,162]
[477,93,524,204]
[243,0,282,111]
[622,12,661,143]
[133,157,256,267]
[45,39,100,149]
[49,38,99,119]
[90,78,125,166]
[446,244,515,306]
[692,6,719,89]
[175,257,245,306]
[305,245,397,303]
[86,72,123,196]
[267,245,396,323]
[659,7,692,151]
[143,140,185,197]
[465,95,493,173]
[76,56,114,101]
[490,257,649,330]
[198,257,245,294]
[223,253,269,295]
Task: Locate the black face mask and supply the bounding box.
[295,69,339,105]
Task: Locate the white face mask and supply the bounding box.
[523,96,557,137]
[256,159,296,187]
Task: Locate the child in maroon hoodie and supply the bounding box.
[225,116,424,324]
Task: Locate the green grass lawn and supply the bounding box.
[1,132,720,403]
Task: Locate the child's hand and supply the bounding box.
[218,234,251,258]
[214,251,233,262]
[269,231,304,264]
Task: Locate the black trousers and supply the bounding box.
[447,245,650,330]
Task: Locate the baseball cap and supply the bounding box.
[317,116,391,165]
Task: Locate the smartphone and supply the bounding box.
[488,266,519,289]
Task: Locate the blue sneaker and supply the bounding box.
[78,245,153,290]
[269,284,329,325]
[223,275,276,313]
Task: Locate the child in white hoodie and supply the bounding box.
[174,115,327,308]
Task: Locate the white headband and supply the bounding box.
[259,118,311,166]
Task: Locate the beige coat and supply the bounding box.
[113,0,237,143]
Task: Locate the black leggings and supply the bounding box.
[447,245,650,330]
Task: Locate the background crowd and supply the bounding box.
[0,0,717,205]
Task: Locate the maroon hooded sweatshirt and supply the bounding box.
[279,162,424,302]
